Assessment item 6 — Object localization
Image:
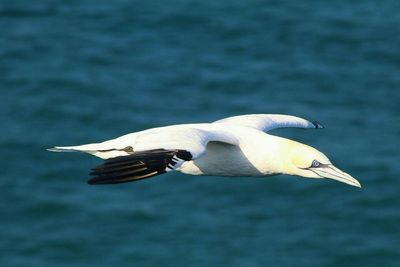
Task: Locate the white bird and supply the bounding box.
[48,114,361,187]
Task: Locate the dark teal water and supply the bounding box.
[1,1,400,266]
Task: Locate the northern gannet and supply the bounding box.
[48,114,361,187]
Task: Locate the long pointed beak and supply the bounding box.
[312,165,361,188]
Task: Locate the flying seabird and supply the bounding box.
[48,114,361,187]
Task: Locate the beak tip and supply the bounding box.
[342,178,362,188]
[313,165,362,189]
[343,177,362,188]
[349,177,362,188]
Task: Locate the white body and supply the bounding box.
[49,114,361,187]
[178,125,283,176]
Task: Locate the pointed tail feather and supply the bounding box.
[47,142,110,153]
[47,146,83,152]
[47,144,135,159]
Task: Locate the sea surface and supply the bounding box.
[1,0,400,266]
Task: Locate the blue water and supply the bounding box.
[1,0,400,266]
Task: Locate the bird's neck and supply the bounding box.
[256,134,302,176]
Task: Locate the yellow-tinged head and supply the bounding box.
[281,140,361,188]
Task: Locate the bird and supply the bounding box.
[48,114,361,188]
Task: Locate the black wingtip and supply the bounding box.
[312,121,324,129]
[87,178,97,185]
[87,177,109,185]
[87,149,193,185]
[87,178,122,185]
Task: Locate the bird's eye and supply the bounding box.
[311,160,320,168]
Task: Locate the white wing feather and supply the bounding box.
[48,125,239,160]
[132,127,232,158]
[214,114,323,132]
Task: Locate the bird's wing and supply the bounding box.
[88,149,193,184]
[214,114,324,132]
[131,126,239,159]
[51,126,239,184]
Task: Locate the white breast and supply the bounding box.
[178,131,281,177]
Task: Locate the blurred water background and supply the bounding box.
[1,0,400,266]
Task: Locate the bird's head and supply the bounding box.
[283,141,361,188]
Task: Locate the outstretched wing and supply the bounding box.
[88,149,192,184]
[214,114,324,132]
[49,126,239,159]
[50,125,239,184]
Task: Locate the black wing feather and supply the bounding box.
[88,149,192,185]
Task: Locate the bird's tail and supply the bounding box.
[47,142,131,159]
[47,145,87,153]
[47,142,107,153]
